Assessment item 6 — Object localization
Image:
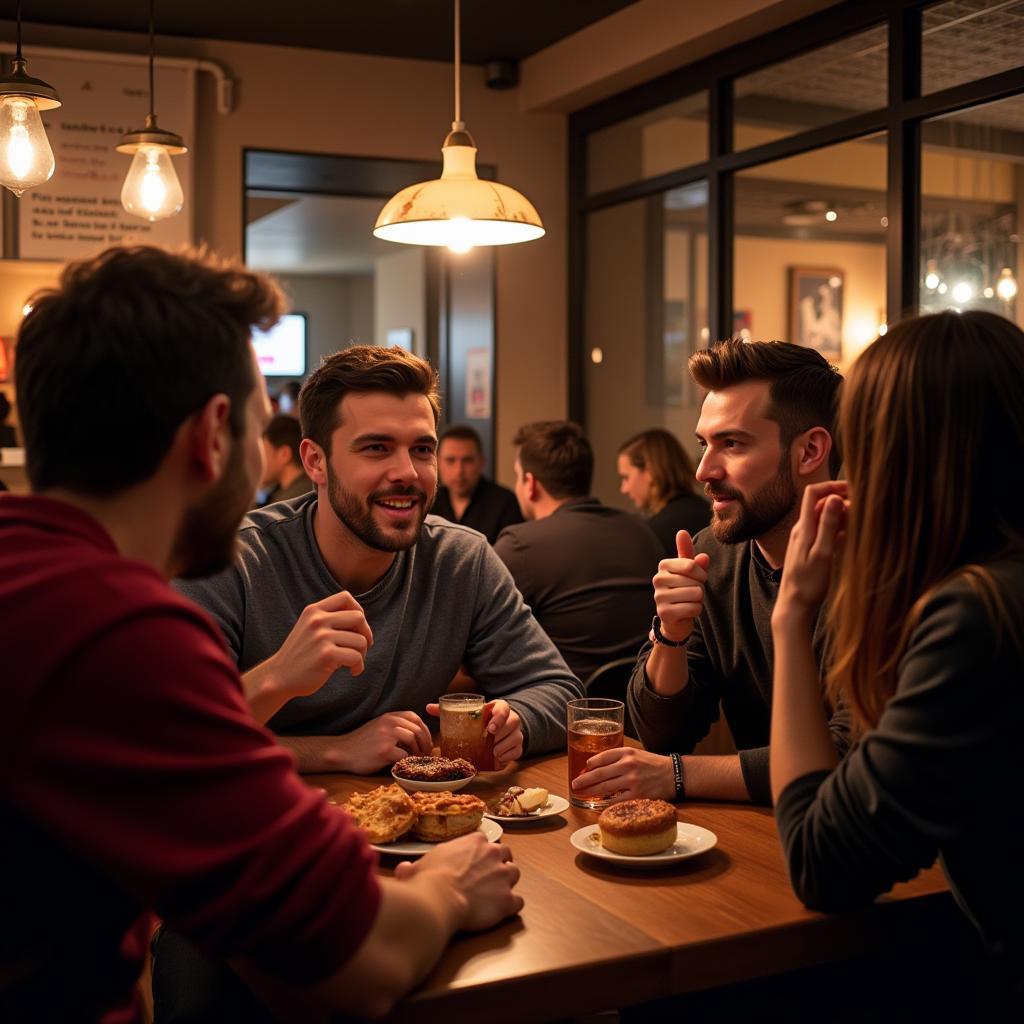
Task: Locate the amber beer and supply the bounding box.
[439,693,495,770]
[567,698,625,809]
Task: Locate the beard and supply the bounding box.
[706,455,797,545]
[173,434,254,579]
[327,462,433,553]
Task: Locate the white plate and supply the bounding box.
[484,794,571,823]
[570,822,717,869]
[370,817,503,856]
[391,768,475,793]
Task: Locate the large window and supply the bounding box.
[584,186,708,500]
[920,95,1024,326]
[571,0,1024,505]
[734,134,888,370]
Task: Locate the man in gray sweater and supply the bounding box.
[178,345,582,773]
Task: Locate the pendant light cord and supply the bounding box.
[15,0,22,60]
[148,0,156,121]
[452,0,462,129]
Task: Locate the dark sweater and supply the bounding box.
[648,492,712,558]
[494,497,663,683]
[627,528,849,805]
[432,476,523,544]
[776,561,1024,984]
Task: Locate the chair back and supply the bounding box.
[583,656,638,738]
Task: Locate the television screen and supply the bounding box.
[253,313,307,377]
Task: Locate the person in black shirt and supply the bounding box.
[494,420,662,684]
[431,424,521,543]
[617,428,709,557]
[771,311,1024,1009]
[258,413,312,506]
[574,340,845,806]
[0,392,17,448]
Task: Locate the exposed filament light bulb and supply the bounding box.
[996,267,1018,302]
[0,95,55,196]
[120,144,183,221]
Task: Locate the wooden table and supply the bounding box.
[310,752,955,1023]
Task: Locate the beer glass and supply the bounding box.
[439,693,495,770]
[567,697,625,809]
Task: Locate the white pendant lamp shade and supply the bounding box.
[374,0,543,252]
[374,128,544,250]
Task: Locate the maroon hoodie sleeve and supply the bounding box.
[10,602,380,986]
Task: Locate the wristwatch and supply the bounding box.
[651,615,687,648]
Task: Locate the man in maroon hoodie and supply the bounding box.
[0,246,521,1024]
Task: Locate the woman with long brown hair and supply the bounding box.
[769,310,1024,1004]
[617,428,709,556]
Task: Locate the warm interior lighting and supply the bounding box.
[117,0,187,222]
[373,0,543,251]
[0,5,61,198]
[590,347,604,364]
[824,209,837,222]
[996,266,1018,302]
[923,259,941,291]
[121,143,184,221]
[951,280,973,304]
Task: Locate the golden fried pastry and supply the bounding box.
[392,755,477,781]
[343,784,416,844]
[409,791,486,842]
[494,786,549,816]
[598,799,677,856]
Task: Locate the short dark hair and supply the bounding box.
[264,414,303,465]
[513,420,593,499]
[689,339,843,476]
[300,345,441,453]
[16,245,283,496]
[439,424,483,452]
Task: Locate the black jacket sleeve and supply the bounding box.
[775,581,1013,912]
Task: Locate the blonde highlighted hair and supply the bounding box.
[827,311,1024,732]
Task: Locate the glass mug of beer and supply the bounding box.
[439,693,495,770]
[567,697,625,809]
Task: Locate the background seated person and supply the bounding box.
[573,340,848,806]
[617,427,710,558]
[431,423,522,543]
[257,412,312,505]
[177,345,583,774]
[0,245,522,1023]
[494,420,664,685]
[771,311,1024,1013]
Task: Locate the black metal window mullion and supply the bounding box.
[708,75,733,346]
[567,114,587,425]
[888,3,922,322]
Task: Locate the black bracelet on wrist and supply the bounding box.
[670,752,685,801]
[652,615,687,648]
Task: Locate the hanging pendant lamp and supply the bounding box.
[0,0,61,197]
[374,0,544,253]
[116,0,187,222]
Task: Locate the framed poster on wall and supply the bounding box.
[789,267,843,362]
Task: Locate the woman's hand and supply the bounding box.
[775,481,849,626]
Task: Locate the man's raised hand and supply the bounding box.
[652,530,711,644]
[266,590,374,699]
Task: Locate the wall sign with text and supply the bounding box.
[4,49,195,260]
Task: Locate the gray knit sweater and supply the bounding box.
[176,493,583,753]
